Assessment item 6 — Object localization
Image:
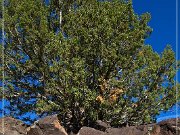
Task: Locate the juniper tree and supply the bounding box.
[0,0,179,133]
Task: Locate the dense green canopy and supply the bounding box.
[0,0,179,133]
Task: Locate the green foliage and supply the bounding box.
[0,0,179,133]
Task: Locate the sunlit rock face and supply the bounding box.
[27,115,68,135]
[0,117,27,135]
[0,115,67,135]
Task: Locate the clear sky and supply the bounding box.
[133,0,177,54]
[132,0,179,122]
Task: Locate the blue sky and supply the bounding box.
[133,0,179,122]
[133,0,177,54]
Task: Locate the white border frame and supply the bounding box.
[176,0,179,134]
[1,0,5,134]
[1,0,5,135]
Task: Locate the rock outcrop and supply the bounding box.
[78,127,106,135]
[94,120,111,131]
[105,124,160,135]
[27,115,68,135]
[158,118,180,135]
[0,115,179,135]
[0,117,27,135]
[0,115,67,135]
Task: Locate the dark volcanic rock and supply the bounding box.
[27,125,44,135]
[1,116,179,135]
[27,115,68,135]
[158,118,180,135]
[94,120,111,131]
[80,124,161,135]
[78,127,106,135]
[105,124,168,135]
[106,126,148,135]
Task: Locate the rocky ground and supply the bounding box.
[0,115,180,135]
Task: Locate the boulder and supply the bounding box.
[78,127,106,135]
[105,124,174,135]
[27,125,44,135]
[94,120,111,131]
[1,116,180,135]
[27,115,68,135]
[0,117,27,135]
[106,126,145,135]
[158,118,180,135]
